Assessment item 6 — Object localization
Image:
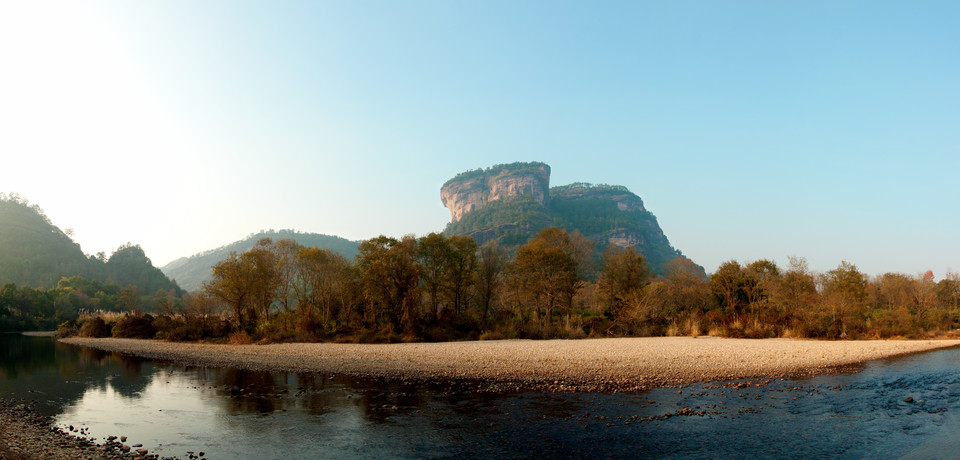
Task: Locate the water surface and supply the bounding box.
[2,334,958,459]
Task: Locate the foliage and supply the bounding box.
[597,245,652,318]
[78,316,112,338]
[4,190,956,342]
[476,241,506,321]
[505,228,591,321]
[441,161,550,189]
[0,194,184,330]
[356,235,421,332]
[161,229,360,292]
[111,313,157,339]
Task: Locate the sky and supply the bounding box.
[1,1,957,278]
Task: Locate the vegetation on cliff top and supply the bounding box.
[442,161,550,188]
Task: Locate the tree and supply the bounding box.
[269,238,301,330]
[246,239,280,325]
[355,235,421,332]
[183,291,221,337]
[596,245,650,319]
[911,270,938,322]
[417,233,449,316]
[819,261,867,338]
[871,272,915,310]
[444,235,478,314]
[710,260,748,316]
[118,285,141,311]
[476,241,506,321]
[203,245,278,334]
[936,271,960,310]
[662,257,713,315]
[295,246,353,331]
[743,259,780,325]
[0,283,18,319]
[506,228,585,321]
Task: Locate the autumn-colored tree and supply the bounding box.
[444,235,478,314]
[417,233,449,316]
[506,228,586,321]
[596,245,650,319]
[774,257,818,312]
[295,246,354,332]
[355,235,421,332]
[117,285,141,311]
[203,244,278,334]
[475,241,506,321]
[817,261,867,338]
[710,260,748,316]
[742,259,780,329]
[247,239,280,325]
[183,291,221,337]
[661,257,713,312]
[270,238,302,328]
[936,271,960,310]
[870,272,915,310]
[912,270,937,321]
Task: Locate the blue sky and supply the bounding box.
[1,1,957,277]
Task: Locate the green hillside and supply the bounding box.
[0,193,182,294]
[0,194,94,288]
[161,230,360,292]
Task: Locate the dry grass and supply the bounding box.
[78,310,125,322]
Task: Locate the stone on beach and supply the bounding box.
[59,336,960,392]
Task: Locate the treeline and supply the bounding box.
[60,228,960,342]
[0,276,180,332]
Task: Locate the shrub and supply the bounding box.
[479,330,506,340]
[111,314,156,339]
[56,320,79,338]
[228,330,253,344]
[78,317,112,338]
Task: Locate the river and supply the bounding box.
[1,333,958,459]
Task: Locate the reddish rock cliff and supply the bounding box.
[441,163,550,223]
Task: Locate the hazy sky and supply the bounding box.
[1,1,957,277]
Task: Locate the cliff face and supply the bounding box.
[441,162,550,223]
[442,162,698,275]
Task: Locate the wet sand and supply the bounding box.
[59,336,960,392]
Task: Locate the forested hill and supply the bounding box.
[0,194,182,294]
[161,230,360,292]
[0,194,92,288]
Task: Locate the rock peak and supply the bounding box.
[441,162,550,223]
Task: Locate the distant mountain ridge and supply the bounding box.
[442,162,696,274]
[161,230,360,292]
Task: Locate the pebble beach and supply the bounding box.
[5,336,960,458]
[59,336,960,392]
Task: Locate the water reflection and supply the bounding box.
[2,334,960,459]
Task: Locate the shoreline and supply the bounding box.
[59,336,960,392]
[6,336,960,458]
[0,398,134,460]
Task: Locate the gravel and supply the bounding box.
[7,336,959,457]
[0,398,134,459]
[59,336,960,392]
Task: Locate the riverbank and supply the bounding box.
[60,336,960,392]
[0,398,137,459]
